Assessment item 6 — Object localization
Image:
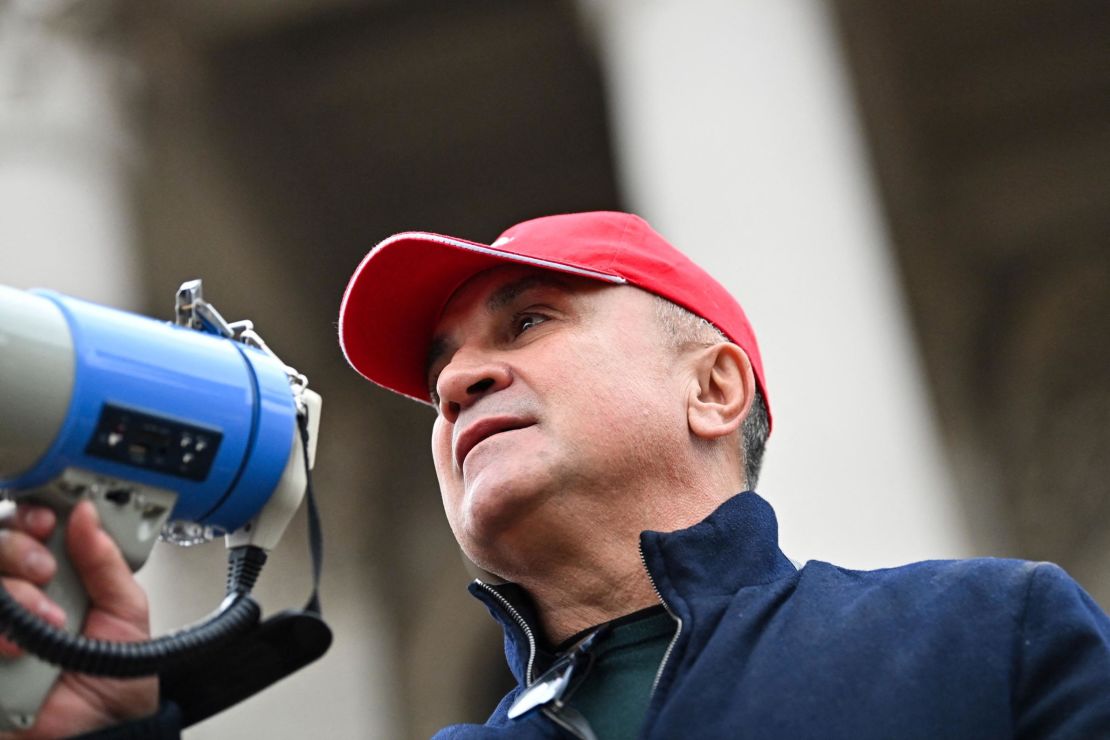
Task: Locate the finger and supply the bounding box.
[0,577,67,657]
[0,528,57,585]
[16,504,58,540]
[66,501,148,626]
[0,634,22,657]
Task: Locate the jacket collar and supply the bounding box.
[469,491,796,685]
[639,491,798,607]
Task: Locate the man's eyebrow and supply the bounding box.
[485,274,572,313]
[424,274,574,387]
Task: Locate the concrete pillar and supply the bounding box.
[583,0,971,566]
[0,0,141,306]
[0,5,394,737]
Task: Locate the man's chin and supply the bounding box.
[460,479,551,562]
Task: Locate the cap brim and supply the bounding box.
[339,232,623,405]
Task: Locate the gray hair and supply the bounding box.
[653,297,770,489]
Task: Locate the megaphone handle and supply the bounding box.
[0,498,90,732]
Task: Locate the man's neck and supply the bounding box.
[520,548,661,645]
[479,476,740,644]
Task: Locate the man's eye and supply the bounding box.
[513,313,548,335]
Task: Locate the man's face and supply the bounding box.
[426,265,690,572]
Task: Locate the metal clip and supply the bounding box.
[507,624,610,719]
[174,280,202,328]
[174,280,312,414]
[175,279,234,338]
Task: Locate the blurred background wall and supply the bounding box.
[1,0,1107,737]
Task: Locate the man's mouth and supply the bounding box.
[455,417,534,468]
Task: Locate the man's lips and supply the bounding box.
[454,416,534,468]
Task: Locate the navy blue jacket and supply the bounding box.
[434,492,1110,739]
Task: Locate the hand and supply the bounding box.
[0,500,158,738]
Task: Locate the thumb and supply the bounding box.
[66,500,149,629]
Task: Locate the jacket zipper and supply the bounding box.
[542,705,596,740]
[479,550,680,735]
[474,579,538,685]
[639,542,683,696]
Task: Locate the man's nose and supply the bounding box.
[436,353,511,422]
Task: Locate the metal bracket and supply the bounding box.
[174,280,311,416]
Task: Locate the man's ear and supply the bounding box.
[686,343,755,441]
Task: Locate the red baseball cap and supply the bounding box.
[339,211,771,428]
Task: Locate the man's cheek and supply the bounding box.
[430,417,454,471]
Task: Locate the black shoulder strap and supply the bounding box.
[160,412,331,727]
[299,416,324,616]
[160,610,332,728]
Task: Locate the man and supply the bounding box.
[2,211,1109,738]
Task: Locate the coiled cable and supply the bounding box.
[0,545,266,678]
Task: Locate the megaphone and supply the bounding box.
[0,279,324,731]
